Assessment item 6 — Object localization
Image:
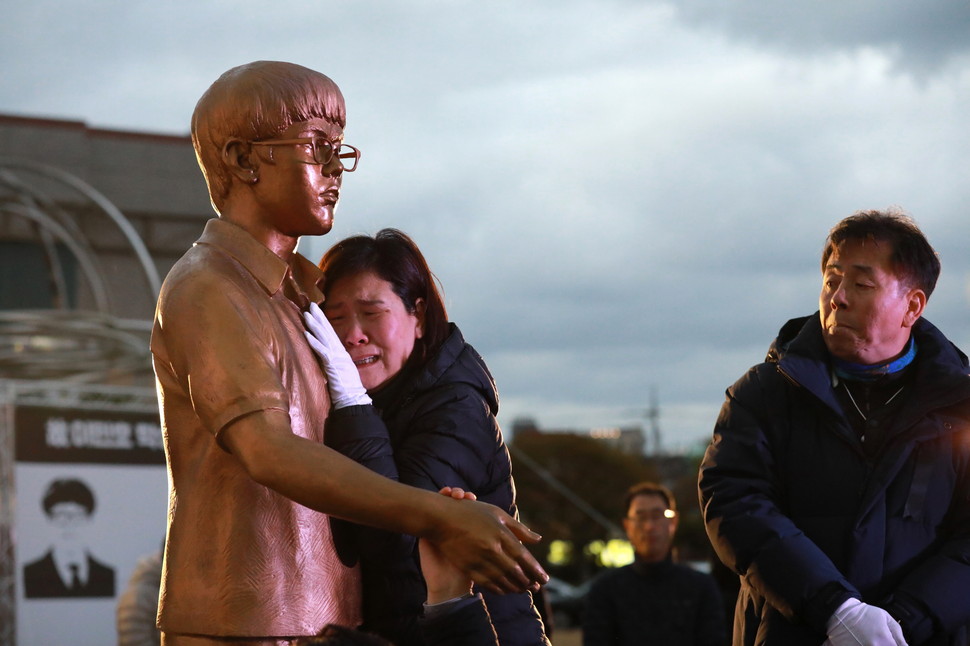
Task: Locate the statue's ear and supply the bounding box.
[222,138,259,184]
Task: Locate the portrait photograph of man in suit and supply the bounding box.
[22,477,116,598]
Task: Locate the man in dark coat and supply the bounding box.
[699,209,970,645]
[583,482,727,645]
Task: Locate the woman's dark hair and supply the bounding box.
[319,228,449,367]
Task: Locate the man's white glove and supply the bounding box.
[824,598,908,646]
[303,302,371,409]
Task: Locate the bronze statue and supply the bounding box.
[150,61,546,646]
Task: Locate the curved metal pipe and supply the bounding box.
[0,158,162,298]
[0,203,111,312]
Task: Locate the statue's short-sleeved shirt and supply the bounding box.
[150,218,361,638]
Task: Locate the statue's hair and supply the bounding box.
[191,61,346,212]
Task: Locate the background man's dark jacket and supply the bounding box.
[583,558,728,646]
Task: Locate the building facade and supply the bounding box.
[0,113,212,385]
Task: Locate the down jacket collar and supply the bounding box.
[372,323,499,416]
[766,313,970,442]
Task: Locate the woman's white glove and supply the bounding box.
[303,302,371,409]
[824,598,908,646]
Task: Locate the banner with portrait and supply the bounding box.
[13,402,166,646]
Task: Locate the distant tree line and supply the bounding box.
[510,430,715,584]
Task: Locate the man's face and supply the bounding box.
[47,501,90,542]
[819,239,923,365]
[623,493,677,563]
[253,117,345,238]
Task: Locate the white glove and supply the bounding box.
[824,598,908,646]
[303,302,371,409]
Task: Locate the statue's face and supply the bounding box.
[253,117,346,238]
[48,501,90,541]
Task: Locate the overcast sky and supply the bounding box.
[3,1,969,452]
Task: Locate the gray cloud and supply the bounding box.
[4,0,970,449]
[660,0,970,75]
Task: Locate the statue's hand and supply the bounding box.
[427,496,547,595]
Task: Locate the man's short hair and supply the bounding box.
[191,60,347,211]
[821,208,940,298]
[41,478,95,516]
[624,481,675,517]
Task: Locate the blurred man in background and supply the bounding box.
[583,482,726,645]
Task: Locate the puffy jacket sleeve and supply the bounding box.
[418,594,499,646]
[394,383,505,497]
[323,382,505,561]
[324,404,412,564]
[322,385,509,571]
[698,366,857,633]
[397,383,550,646]
[325,404,398,479]
[883,418,970,644]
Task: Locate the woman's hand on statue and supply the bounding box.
[420,487,478,603]
[303,302,371,409]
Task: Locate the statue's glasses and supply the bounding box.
[250,137,360,172]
